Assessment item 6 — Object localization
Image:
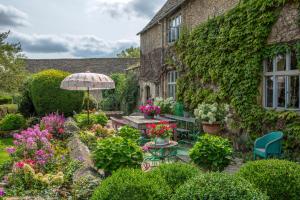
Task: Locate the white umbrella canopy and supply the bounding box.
[60,71,115,123]
[60,72,115,91]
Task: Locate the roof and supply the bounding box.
[25,58,140,75]
[138,0,186,35]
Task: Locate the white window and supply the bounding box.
[167,71,178,99]
[168,15,182,43]
[263,51,300,110]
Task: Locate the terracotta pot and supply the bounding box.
[202,122,222,134]
[144,113,155,119]
[154,137,170,146]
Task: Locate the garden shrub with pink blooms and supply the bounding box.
[0,113,82,198]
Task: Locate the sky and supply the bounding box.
[0,0,165,59]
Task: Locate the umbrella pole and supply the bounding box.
[87,87,90,125]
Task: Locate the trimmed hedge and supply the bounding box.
[0,95,12,105]
[172,172,268,200]
[74,112,108,128]
[237,159,300,200]
[0,104,18,118]
[0,113,25,131]
[91,168,171,200]
[150,163,201,192]
[30,69,84,116]
[189,134,233,171]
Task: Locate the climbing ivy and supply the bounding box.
[175,0,300,133]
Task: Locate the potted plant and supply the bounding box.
[194,103,229,134]
[139,100,161,119]
[154,97,176,115]
[146,121,175,145]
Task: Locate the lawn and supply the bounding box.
[0,138,13,164]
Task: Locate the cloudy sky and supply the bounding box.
[0,0,165,58]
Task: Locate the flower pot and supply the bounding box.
[144,113,155,119]
[202,122,222,134]
[154,137,170,146]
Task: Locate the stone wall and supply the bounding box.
[25,58,140,75]
[268,2,300,44]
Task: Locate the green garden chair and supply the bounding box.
[253,131,283,160]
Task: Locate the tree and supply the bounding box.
[117,46,140,58]
[0,31,27,92]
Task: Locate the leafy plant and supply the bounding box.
[118,125,140,141]
[189,134,233,171]
[194,103,229,124]
[150,163,201,192]
[72,175,100,200]
[91,124,115,138]
[92,136,143,173]
[172,172,268,200]
[74,112,108,128]
[0,113,25,131]
[78,131,98,151]
[237,159,300,200]
[91,168,171,200]
[154,97,176,114]
[30,69,84,116]
[283,122,300,161]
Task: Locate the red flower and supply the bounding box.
[15,161,25,169]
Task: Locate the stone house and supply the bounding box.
[138,0,300,110]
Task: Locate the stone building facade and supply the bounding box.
[138,0,239,103]
[25,58,140,75]
[139,0,300,111]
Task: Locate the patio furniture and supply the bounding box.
[163,114,200,142]
[123,115,176,133]
[253,131,283,160]
[110,117,129,130]
[143,141,178,163]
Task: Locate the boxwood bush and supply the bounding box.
[91,168,171,200]
[172,172,268,200]
[74,112,108,128]
[0,113,25,131]
[237,159,300,200]
[92,136,143,173]
[118,125,141,141]
[150,163,201,191]
[30,69,84,116]
[189,134,233,171]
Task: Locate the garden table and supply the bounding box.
[144,141,178,162]
[122,115,176,132]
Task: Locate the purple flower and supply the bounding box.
[6,147,16,154]
[0,187,5,197]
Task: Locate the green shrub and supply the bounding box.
[0,113,25,131]
[82,95,98,111]
[30,69,84,116]
[150,163,201,191]
[237,159,300,200]
[91,168,171,200]
[0,94,12,105]
[0,104,18,118]
[189,134,233,171]
[118,125,141,141]
[92,136,143,173]
[18,77,36,117]
[172,172,268,200]
[78,131,98,151]
[283,122,300,161]
[74,112,108,128]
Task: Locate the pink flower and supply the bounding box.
[15,161,25,169]
[6,147,16,154]
[0,187,5,197]
[58,128,64,134]
[142,145,149,152]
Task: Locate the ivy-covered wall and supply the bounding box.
[175,0,300,134]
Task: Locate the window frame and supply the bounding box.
[168,14,182,44]
[263,51,300,111]
[167,71,178,99]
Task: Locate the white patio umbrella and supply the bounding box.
[60,71,115,123]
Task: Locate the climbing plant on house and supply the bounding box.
[175,0,300,134]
